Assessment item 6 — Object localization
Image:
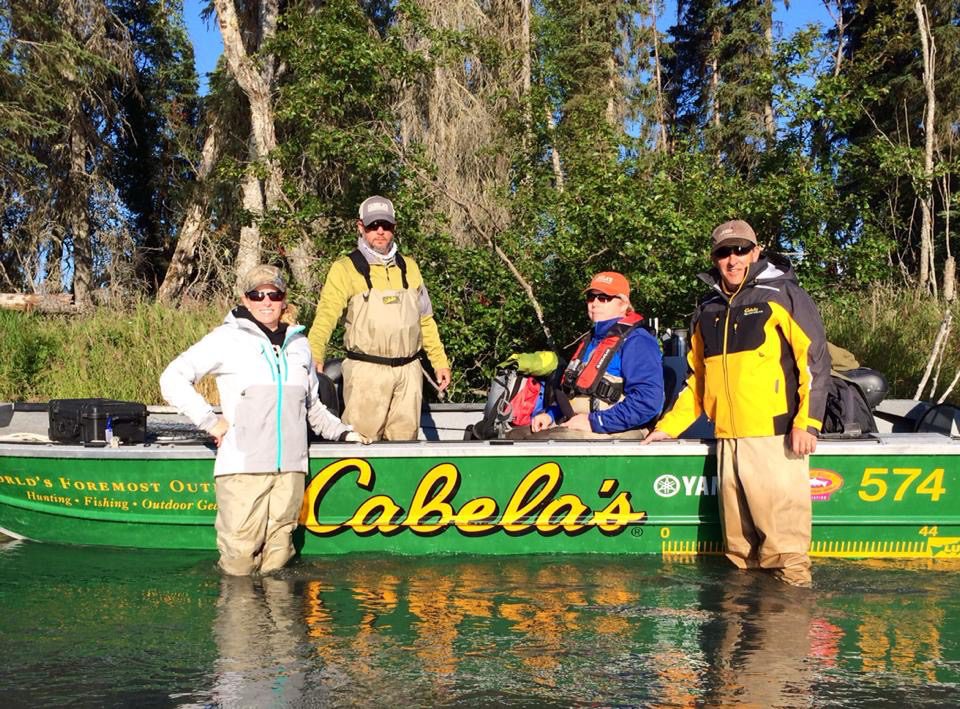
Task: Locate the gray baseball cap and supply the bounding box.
[711,219,758,254]
[359,195,396,226]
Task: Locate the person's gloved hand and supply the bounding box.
[344,431,371,444]
[497,351,558,376]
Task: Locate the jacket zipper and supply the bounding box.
[274,330,299,471]
[720,291,739,439]
[260,344,283,472]
[256,325,304,473]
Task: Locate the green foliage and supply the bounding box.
[108,0,202,289]
[0,311,55,400]
[822,286,960,405]
[6,0,960,406]
[0,303,226,403]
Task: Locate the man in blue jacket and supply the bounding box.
[529,271,664,438]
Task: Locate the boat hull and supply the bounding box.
[2,436,958,559]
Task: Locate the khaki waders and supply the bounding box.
[214,471,306,576]
[341,279,423,440]
[716,435,813,586]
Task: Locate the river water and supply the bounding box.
[1,540,958,708]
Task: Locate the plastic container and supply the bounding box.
[48,399,148,445]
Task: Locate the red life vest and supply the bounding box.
[509,376,542,426]
[561,312,644,404]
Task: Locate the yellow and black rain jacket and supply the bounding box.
[657,255,830,439]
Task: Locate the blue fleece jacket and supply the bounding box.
[542,317,664,433]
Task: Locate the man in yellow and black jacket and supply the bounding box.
[643,220,830,587]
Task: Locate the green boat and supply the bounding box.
[1,400,958,559]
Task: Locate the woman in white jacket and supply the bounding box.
[160,265,368,575]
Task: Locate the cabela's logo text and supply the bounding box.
[300,459,647,537]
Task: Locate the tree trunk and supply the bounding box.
[915,0,936,293]
[942,173,954,302]
[606,54,618,126]
[521,0,532,149]
[762,0,776,145]
[547,105,565,192]
[824,0,847,77]
[213,0,284,284]
[710,27,721,130]
[157,121,221,305]
[650,3,668,153]
[68,123,93,309]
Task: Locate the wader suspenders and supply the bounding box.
[345,249,420,367]
[347,249,408,291]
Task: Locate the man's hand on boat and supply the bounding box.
[642,427,818,455]
[640,430,671,444]
[343,431,372,444]
[790,427,818,456]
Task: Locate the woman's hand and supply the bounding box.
[209,416,229,447]
[560,413,592,432]
[530,412,554,432]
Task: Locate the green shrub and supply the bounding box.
[1,302,227,404]
[821,286,960,404]
[0,311,55,400]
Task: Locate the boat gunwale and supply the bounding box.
[1,433,959,459]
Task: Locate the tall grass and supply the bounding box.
[0,302,228,404]
[2,287,959,405]
[821,285,960,404]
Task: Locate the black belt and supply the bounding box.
[346,351,421,367]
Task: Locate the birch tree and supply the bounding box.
[211,0,284,284]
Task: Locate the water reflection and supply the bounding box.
[698,572,815,707]
[207,575,309,708]
[1,541,958,707]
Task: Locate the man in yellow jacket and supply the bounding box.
[307,196,451,440]
[643,220,830,587]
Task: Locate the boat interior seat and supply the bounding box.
[320,359,344,417]
[914,403,960,436]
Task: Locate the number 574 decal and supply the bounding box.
[858,467,946,502]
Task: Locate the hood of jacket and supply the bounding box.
[698,252,798,295]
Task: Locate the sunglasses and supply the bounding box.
[364,220,395,232]
[585,292,618,303]
[245,290,285,302]
[713,244,755,258]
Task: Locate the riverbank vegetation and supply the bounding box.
[3,287,960,405]
[3,1,960,402]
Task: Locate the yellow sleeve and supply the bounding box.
[402,257,450,371]
[307,258,354,364]
[773,293,830,433]
[656,327,706,438]
[420,315,449,371]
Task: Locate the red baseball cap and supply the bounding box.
[584,271,630,299]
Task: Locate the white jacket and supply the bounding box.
[160,310,351,475]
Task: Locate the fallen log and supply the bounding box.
[0,293,75,313]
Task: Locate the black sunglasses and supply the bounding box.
[585,292,618,303]
[364,220,395,232]
[713,244,755,258]
[245,290,285,302]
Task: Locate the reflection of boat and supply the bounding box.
[0,400,958,558]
